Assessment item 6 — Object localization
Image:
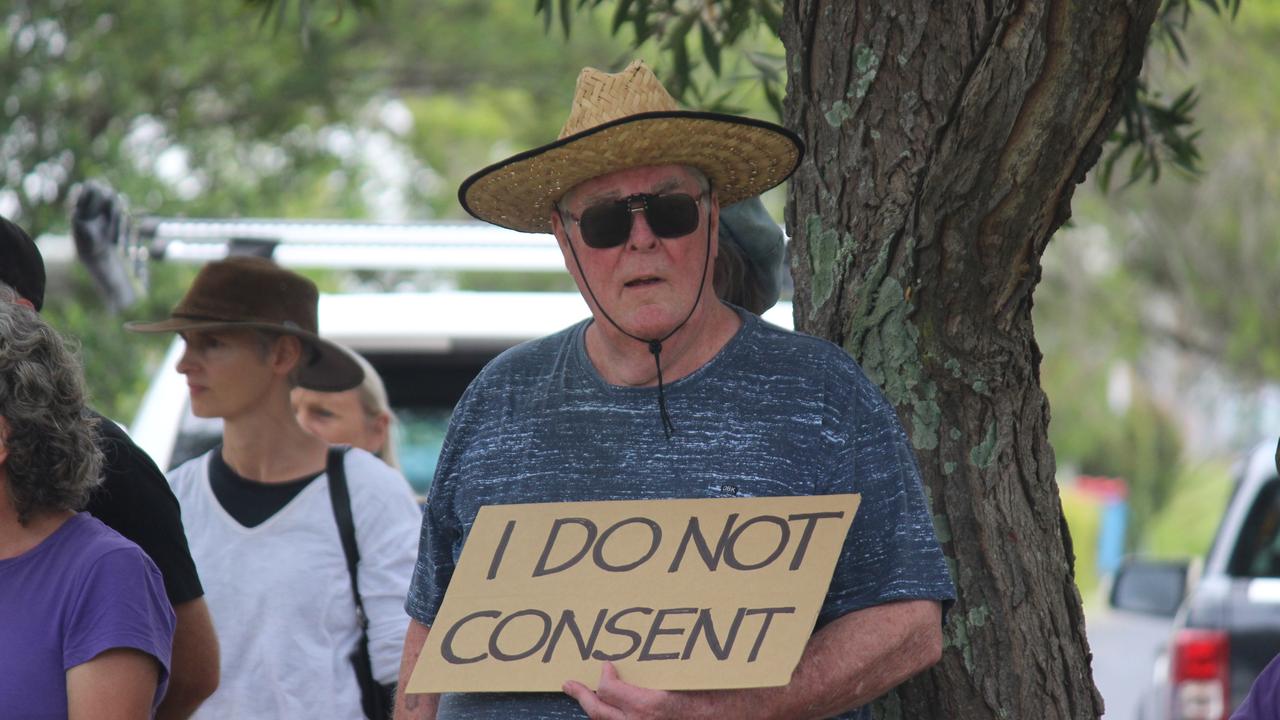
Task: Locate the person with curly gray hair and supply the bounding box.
[3,213,218,718]
[0,302,176,718]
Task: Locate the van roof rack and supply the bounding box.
[136,217,564,272]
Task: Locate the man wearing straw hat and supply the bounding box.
[397,61,954,720]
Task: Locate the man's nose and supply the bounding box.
[626,206,659,250]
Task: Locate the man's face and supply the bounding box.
[551,165,719,341]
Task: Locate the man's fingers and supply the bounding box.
[595,661,637,706]
[563,679,624,720]
[595,661,672,713]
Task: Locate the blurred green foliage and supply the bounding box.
[43,262,198,422]
[1043,0,1280,564]
[3,0,632,422]
[1060,487,1104,601]
[1143,460,1235,558]
[6,0,1279,579]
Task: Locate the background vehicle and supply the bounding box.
[1111,439,1280,720]
[127,217,794,494]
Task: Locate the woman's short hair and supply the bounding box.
[0,303,102,524]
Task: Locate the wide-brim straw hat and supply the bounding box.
[125,256,364,392]
[459,59,804,233]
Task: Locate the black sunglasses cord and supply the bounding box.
[563,213,714,440]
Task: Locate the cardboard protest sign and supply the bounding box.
[406,494,860,693]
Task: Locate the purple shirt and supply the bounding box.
[0,512,175,718]
[1233,654,1280,719]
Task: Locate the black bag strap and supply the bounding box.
[326,447,369,631]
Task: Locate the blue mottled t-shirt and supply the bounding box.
[406,309,954,719]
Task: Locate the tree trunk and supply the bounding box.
[781,2,1159,718]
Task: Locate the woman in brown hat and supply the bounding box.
[128,256,422,720]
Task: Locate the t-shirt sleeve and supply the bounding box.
[346,452,430,685]
[63,545,176,699]
[404,381,476,627]
[817,369,955,626]
[1231,653,1280,719]
[85,415,205,605]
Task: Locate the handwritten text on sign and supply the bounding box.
[407,494,860,693]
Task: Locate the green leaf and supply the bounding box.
[671,37,691,100]
[664,11,696,50]
[700,20,722,75]
[559,0,572,37]
[633,0,653,44]
[534,0,552,33]
[764,80,783,121]
[757,0,782,37]
[611,0,635,36]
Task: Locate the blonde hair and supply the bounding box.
[346,350,399,470]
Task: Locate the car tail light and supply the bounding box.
[1171,629,1229,720]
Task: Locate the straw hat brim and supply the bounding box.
[459,111,803,233]
[125,317,364,393]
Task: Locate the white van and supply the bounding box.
[127,218,793,494]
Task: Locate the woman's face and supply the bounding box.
[291,387,388,456]
[175,329,290,420]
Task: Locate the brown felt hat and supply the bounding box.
[458,59,804,233]
[125,256,363,392]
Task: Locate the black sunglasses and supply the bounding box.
[569,192,703,249]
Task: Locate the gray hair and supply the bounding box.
[0,302,102,524]
[0,281,20,304]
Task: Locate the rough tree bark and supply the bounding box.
[781,2,1160,718]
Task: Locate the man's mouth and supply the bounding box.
[624,276,663,288]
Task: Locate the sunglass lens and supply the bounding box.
[579,202,632,249]
[645,194,700,238]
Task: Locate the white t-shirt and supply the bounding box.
[170,447,422,720]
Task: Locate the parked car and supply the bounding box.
[1111,439,1280,720]
[126,217,795,494]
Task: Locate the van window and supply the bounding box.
[1227,476,1280,577]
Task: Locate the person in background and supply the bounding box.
[128,255,421,719]
[712,195,786,315]
[1,215,219,719]
[293,348,400,469]
[0,301,176,719]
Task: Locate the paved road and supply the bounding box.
[1087,605,1173,720]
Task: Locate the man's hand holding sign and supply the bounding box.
[408,495,859,693]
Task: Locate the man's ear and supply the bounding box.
[14,297,35,310]
[550,208,577,275]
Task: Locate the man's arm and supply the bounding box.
[67,648,160,720]
[155,598,219,720]
[394,619,440,720]
[563,598,943,720]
